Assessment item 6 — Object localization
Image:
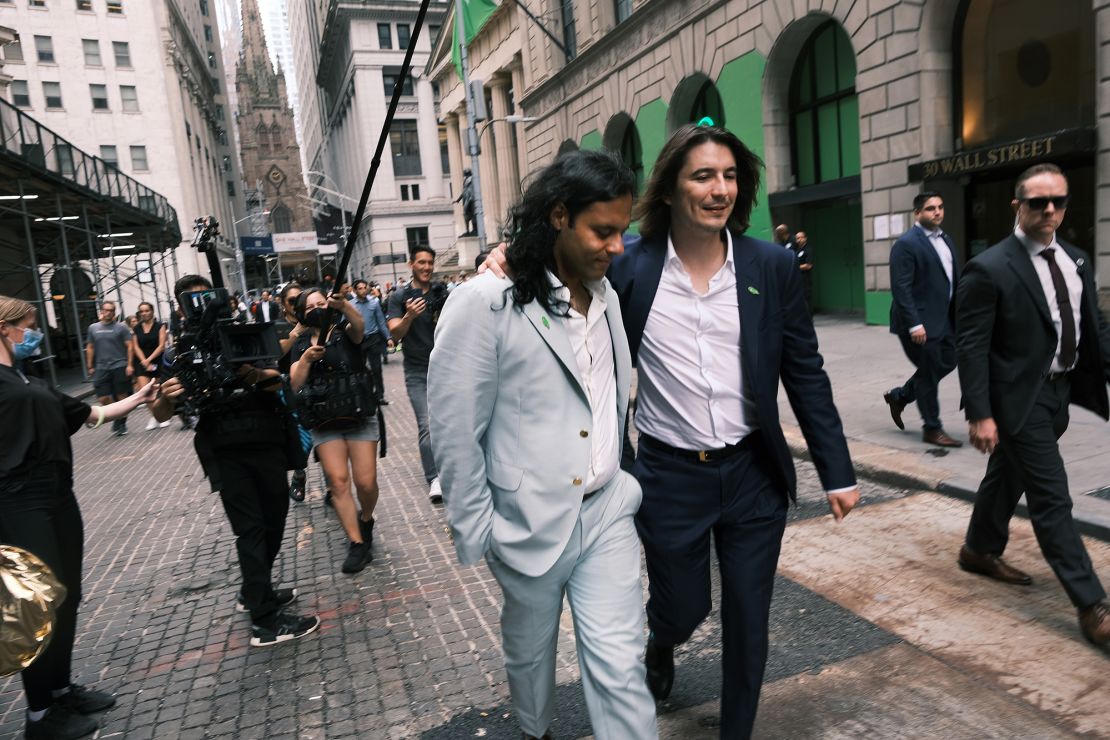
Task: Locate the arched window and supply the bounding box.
[789,21,859,187]
[256,123,270,155]
[603,113,643,196]
[557,139,579,156]
[270,123,282,151]
[669,74,725,131]
[958,0,1094,148]
[270,204,292,234]
[620,124,643,197]
[690,80,723,127]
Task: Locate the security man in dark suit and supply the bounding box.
[610,124,859,737]
[884,192,962,447]
[956,163,1109,646]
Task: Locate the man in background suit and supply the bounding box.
[429,150,657,740]
[250,290,280,323]
[884,192,962,447]
[956,163,1109,646]
[610,124,859,738]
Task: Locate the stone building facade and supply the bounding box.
[236,0,312,239]
[0,0,242,291]
[436,0,1110,321]
[289,0,454,285]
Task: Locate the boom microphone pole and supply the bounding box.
[320,0,433,344]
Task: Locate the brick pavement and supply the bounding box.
[0,359,907,739]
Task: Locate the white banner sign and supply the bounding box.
[272,231,319,253]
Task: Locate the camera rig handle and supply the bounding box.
[191,216,225,291]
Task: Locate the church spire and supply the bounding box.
[234,0,312,238]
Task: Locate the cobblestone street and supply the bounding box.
[2,359,1107,738]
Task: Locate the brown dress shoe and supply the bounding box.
[958,545,1033,585]
[1078,601,1110,646]
[883,391,906,430]
[923,428,963,447]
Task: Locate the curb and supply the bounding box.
[781,424,1110,543]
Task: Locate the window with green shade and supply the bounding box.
[789,21,860,187]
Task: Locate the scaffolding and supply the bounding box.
[0,97,181,387]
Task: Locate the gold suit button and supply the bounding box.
[579,430,589,438]
[572,477,583,486]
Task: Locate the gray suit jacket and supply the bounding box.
[428,272,632,577]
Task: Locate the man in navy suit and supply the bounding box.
[884,192,963,447]
[609,124,859,738]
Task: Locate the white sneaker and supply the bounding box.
[145,417,158,431]
[159,420,171,428]
[428,477,443,504]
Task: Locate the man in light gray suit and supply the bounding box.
[429,150,657,740]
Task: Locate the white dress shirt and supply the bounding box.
[551,273,620,493]
[259,300,273,322]
[1015,227,1083,373]
[635,232,753,449]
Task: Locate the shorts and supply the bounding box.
[92,367,130,398]
[311,417,380,447]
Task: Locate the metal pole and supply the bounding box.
[147,233,162,323]
[105,215,125,316]
[18,180,57,387]
[390,241,398,285]
[81,204,103,301]
[56,194,85,380]
[455,0,488,245]
[229,199,249,296]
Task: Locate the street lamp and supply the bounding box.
[469,115,536,240]
[476,115,537,143]
[228,207,269,296]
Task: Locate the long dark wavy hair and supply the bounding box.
[504,149,634,314]
[633,124,763,239]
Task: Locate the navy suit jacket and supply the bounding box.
[609,230,856,500]
[889,226,960,338]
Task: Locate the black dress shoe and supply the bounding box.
[958,545,1032,585]
[644,632,674,701]
[883,390,906,430]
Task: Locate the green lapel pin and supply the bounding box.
[747,286,760,296]
[541,316,550,329]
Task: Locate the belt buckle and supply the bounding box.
[698,450,711,463]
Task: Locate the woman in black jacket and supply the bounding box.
[0,295,156,740]
[289,288,380,574]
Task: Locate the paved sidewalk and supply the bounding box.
[2,356,1105,738]
[780,316,1110,538]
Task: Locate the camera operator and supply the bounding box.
[1,295,156,739]
[289,288,382,574]
[151,275,319,647]
[386,245,447,503]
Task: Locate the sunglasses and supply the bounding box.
[1020,196,1070,211]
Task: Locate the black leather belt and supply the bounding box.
[639,433,758,463]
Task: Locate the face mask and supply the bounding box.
[302,308,327,328]
[12,327,44,360]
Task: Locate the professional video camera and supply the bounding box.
[172,216,282,415]
[403,281,449,314]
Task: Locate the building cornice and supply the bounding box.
[519,0,724,119]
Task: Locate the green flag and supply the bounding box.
[451,0,499,79]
